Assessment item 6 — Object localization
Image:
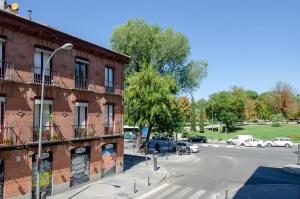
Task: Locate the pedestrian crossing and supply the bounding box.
[136,183,208,199]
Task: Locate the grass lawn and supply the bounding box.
[199,124,300,143]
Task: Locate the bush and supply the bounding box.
[271,113,284,127]
[182,131,198,138]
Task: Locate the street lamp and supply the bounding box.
[36,43,73,199]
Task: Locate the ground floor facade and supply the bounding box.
[0,136,123,199]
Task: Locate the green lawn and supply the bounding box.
[199,124,300,143]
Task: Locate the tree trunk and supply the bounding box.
[135,128,142,151]
[144,124,153,155]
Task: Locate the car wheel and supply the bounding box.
[257,144,262,147]
[240,143,245,147]
[267,143,272,147]
[285,143,290,148]
[228,141,233,145]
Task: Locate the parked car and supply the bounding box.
[239,138,264,147]
[188,136,207,143]
[265,137,293,148]
[227,135,253,145]
[147,138,176,153]
[176,141,199,153]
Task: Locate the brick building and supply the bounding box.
[0,8,129,199]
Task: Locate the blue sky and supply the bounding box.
[16,0,300,99]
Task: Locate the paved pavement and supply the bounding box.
[50,154,168,199]
[136,144,300,199]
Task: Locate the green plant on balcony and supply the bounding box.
[3,138,13,145]
[87,130,94,138]
[50,133,60,141]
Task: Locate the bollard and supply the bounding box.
[145,157,148,166]
[147,176,150,186]
[153,153,158,171]
[298,144,300,166]
[134,180,137,193]
[176,150,179,156]
[225,187,229,199]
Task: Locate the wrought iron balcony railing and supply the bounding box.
[31,66,63,87]
[74,75,96,91]
[104,81,123,95]
[104,124,122,135]
[0,127,24,146]
[72,124,95,139]
[0,60,21,82]
[31,125,64,142]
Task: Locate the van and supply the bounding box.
[227,135,253,145]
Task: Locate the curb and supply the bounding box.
[283,164,300,176]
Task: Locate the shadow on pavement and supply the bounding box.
[232,166,300,199]
[124,154,150,171]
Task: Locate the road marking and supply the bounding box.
[156,184,180,199]
[212,145,220,148]
[136,183,170,199]
[187,189,206,199]
[175,187,194,198]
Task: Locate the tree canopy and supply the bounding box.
[110,19,207,93]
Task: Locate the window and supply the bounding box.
[104,104,114,128]
[34,48,52,84]
[74,102,88,138]
[75,58,88,89]
[0,97,5,130]
[0,38,6,78]
[33,99,53,141]
[105,67,114,92]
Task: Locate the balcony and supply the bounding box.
[104,81,123,95]
[31,125,64,142]
[74,75,96,91]
[104,124,122,136]
[0,60,20,82]
[31,66,63,87]
[0,127,24,146]
[72,124,95,139]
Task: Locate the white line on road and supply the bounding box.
[136,183,170,199]
[187,189,206,199]
[174,187,193,199]
[155,184,180,199]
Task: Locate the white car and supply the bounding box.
[265,137,293,148]
[239,138,264,147]
[177,142,199,153]
[227,135,253,145]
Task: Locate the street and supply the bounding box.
[137,145,300,199]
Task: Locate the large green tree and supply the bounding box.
[110,19,207,93]
[125,65,178,153]
[206,88,245,130]
[190,96,197,131]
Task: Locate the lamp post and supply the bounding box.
[36,43,73,199]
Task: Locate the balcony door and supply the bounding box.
[0,97,5,132]
[0,38,6,78]
[74,102,88,138]
[34,99,53,141]
[104,104,114,134]
[34,48,52,84]
[75,58,88,89]
[105,67,114,92]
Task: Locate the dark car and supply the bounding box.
[188,136,207,143]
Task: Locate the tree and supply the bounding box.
[125,65,178,153]
[197,99,206,133]
[110,19,207,93]
[244,98,257,122]
[178,96,191,123]
[273,81,296,118]
[256,92,275,120]
[206,88,245,130]
[190,96,196,131]
[245,90,258,100]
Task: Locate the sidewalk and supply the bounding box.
[49,155,168,199]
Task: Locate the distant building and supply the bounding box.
[0,7,129,199]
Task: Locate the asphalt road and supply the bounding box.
[138,145,300,199]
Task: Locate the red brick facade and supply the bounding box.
[0,10,128,199]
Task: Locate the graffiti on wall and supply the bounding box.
[70,147,90,187]
[32,153,52,199]
[0,160,3,199]
[101,144,117,178]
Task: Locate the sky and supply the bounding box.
[15,0,300,100]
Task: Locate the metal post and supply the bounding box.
[134,179,137,193]
[225,187,229,199]
[145,157,148,166]
[153,154,157,171]
[147,176,150,186]
[298,144,300,165]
